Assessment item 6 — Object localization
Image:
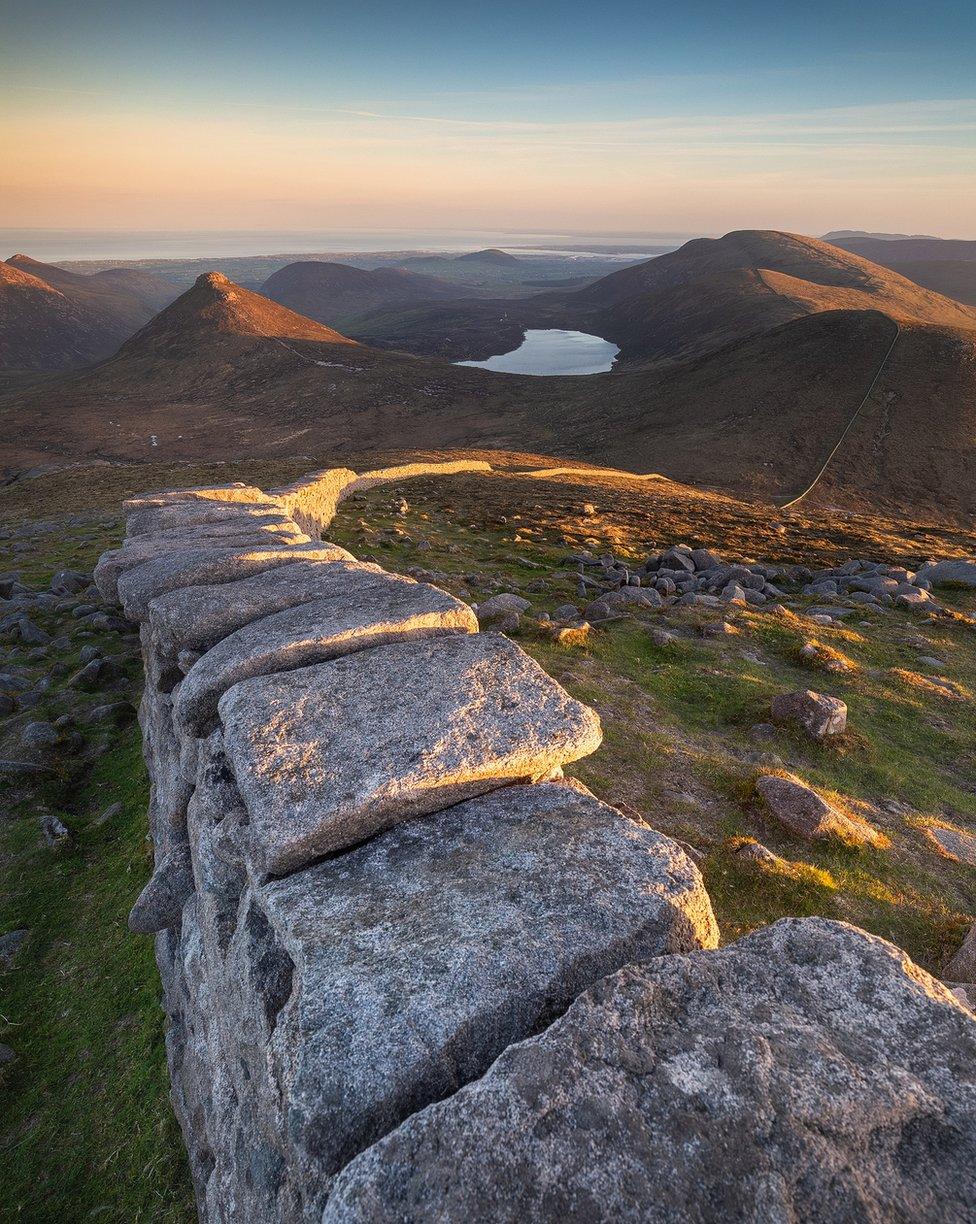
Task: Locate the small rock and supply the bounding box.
[50,569,90,595]
[946,924,976,982]
[690,548,722,571]
[756,774,884,846]
[749,722,777,741]
[770,690,847,740]
[0,928,28,968]
[21,721,59,755]
[703,620,739,637]
[87,701,137,727]
[733,839,784,868]
[915,558,976,589]
[476,593,532,623]
[583,600,613,622]
[0,1044,15,1066]
[40,813,71,848]
[551,603,580,623]
[924,825,976,866]
[12,618,50,646]
[66,657,116,690]
[649,628,677,648]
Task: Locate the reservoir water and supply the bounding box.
[456,329,619,376]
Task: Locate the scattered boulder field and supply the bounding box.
[479,542,948,633]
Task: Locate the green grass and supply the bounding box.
[0,512,195,1222]
[0,733,195,1222]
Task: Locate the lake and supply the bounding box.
[455,329,619,376]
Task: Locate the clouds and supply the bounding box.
[1,12,973,237]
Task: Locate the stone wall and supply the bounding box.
[96,464,975,1223]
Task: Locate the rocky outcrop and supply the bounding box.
[325,918,976,1223]
[101,462,720,1221]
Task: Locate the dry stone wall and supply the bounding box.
[96,466,975,1223]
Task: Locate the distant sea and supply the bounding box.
[0,228,700,263]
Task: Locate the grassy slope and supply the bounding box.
[0,518,195,1221]
[323,473,975,971]
[0,456,973,1218]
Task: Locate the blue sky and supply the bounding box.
[2,0,974,235]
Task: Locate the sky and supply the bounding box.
[1,0,974,240]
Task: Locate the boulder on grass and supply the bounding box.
[756,774,884,846]
[770,689,847,740]
[947,923,976,982]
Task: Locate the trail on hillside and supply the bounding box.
[779,320,900,510]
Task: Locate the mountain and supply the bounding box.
[822,230,941,241]
[390,249,568,292]
[0,254,181,376]
[855,261,976,308]
[117,271,356,358]
[0,273,532,472]
[357,229,976,366]
[0,261,96,377]
[260,261,467,331]
[569,229,976,362]
[85,267,184,314]
[454,248,520,265]
[2,243,974,524]
[823,236,976,307]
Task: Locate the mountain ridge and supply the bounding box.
[1,232,974,523]
[0,254,182,375]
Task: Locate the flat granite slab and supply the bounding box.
[148,559,388,658]
[325,918,976,1224]
[175,570,477,735]
[126,501,288,537]
[123,483,270,511]
[96,530,318,601]
[112,542,354,620]
[126,515,305,546]
[218,632,603,874]
[211,781,717,1208]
